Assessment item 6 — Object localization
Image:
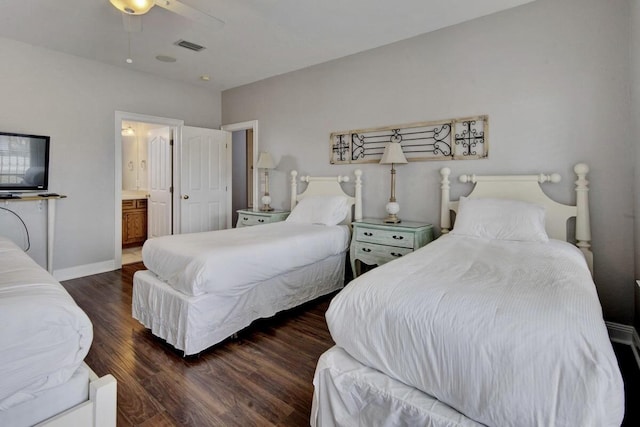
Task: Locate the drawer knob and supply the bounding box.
[243,217,248,220]
[258,219,265,223]
[392,235,404,240]
[390,252,403,257]
[362,248,372,253]
[364,232,373,236]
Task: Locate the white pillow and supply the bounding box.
[450,197,549,242]
[286,195,350,226]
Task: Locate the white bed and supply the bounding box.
[133,169,363,355]
[311,164,624,427]
[0,236,116,427]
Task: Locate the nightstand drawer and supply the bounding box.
[355,242,413,261]
[236,209,290,227]
[239,215,268,226]
[355,227,415,249]
[350,218,433,278]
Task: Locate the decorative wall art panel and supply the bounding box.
[330,115,488,164]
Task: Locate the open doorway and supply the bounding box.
[121,121,173,265]
[114,111,184,269]
[115,113,251,269]
[230,129,254,226]
[221,120,259,228]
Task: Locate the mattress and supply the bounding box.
[142,221,350,296]
[326,235,624,427]
[0,237,93,410]
[133,252,345,355]
[0,364,90,427]
[311,346,482,427]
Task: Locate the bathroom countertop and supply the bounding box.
[122,190,148,200]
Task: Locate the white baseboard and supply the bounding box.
[606,321,640,370]
[53,260,116,282]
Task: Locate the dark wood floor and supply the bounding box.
[62,262,335,426]
[62,263,640,426]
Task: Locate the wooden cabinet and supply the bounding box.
[350,218,433,278]
[235,209,289,227]
[122,198,147,247]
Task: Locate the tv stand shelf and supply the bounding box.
[3,194,67,201]
[1,194,67,274]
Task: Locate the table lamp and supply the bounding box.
[256,152,275,211]
[379,142,408,223]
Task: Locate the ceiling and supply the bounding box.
[0,0,535,91]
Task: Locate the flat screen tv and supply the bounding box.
[0,132,50,192]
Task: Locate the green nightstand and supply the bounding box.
[350,218,434,278]
[236,209,290,227]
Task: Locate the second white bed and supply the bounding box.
[133,170,363,355]
[320,235,623,427]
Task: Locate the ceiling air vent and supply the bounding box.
[174,40,206,52]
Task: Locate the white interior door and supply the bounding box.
[148,127,172,238]
[180,126,230,233]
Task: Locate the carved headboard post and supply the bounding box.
[440,167,451,234]
[574,163,593,273]
[290,170,298,211]
[354,169,363,221]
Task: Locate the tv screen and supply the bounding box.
[0,132,50,192]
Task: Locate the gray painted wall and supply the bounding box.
[0,37,221,272]
[632,0,640,332]
[222,0,635,324]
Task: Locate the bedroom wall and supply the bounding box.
[222,0,635,324]
[0,36,221,275]
[632,0,640,332]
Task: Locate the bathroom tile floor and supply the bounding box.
[122,246,143,265]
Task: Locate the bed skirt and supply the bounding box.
[311,346,482,427]
[133,253,346,355]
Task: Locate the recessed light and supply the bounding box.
[156,55,177,63]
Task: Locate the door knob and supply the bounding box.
[183,195,189,200]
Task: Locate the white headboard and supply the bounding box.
[440,163,593,273]
[290,169,363,224]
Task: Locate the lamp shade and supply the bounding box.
[379,142,408,165]
[256,152,276,169]
[110,0,154,15]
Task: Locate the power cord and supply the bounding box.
[0,206,30,251]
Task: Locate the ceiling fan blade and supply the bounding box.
[122,13,142,32]
[154,0,225,29]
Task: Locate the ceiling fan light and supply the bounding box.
[109,0,154,15]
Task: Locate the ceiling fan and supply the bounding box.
[109,0,225,29]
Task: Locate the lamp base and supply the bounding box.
[384,201,401,223]
[260,195,273,211]
[383,214,401,224]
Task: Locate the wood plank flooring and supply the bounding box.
[62,263,640,426]
[62,262,335,426]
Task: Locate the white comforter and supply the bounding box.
[326,235,624,427]
[0,237,92,410]
[142,222,350,296]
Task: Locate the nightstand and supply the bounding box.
[350,218,434,278]
[236,209,290,227]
